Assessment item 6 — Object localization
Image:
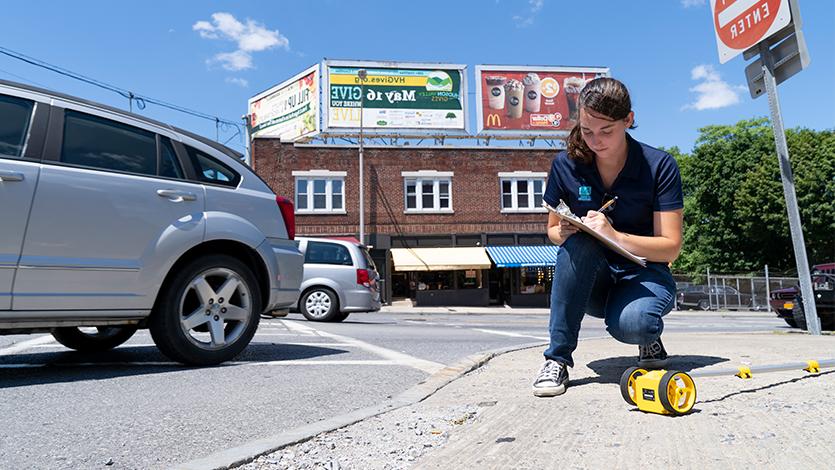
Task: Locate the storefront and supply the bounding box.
[390,247,491,306]
[485,245,560,307]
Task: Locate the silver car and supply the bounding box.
[295,237,381,322]
[0,80,303,365]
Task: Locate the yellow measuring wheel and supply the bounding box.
[620,367,697,415]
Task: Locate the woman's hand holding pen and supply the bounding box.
[582,210,618,240]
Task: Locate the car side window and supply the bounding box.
[159,137,184,179]
[61,110,157,176]
[0,94,34,159]
[304,242,353,266]
[184,145,240,187]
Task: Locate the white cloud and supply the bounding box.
[683,64,746,111]
[514,0,545,28]
[681,0,706,7]
[193,12,288,71]
[225,77,249,87]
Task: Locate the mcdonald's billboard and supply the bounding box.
[475,65,609,136]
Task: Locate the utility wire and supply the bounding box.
[0,46,242,144]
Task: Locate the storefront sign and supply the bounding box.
[324,60,467,131]
[248,64,319,141]
[475,65,609,136]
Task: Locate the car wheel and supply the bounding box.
[300,288,340,322]
[783,317,798,328]
[333,311,351,323]
[792,302,807,331]
[697,300,710,311]
[149,254,261,365]
[51,326,138,352]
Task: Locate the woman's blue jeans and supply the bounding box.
[544,233,676,367]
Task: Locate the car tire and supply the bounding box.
[300,287,340,322]
[149,254,261,365]
[792,302,807,330]
[51,326,138,352]
[333,311,351,323]
[697,300,710,311]
[783,317,798,328]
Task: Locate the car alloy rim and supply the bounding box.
[305,291,332,318]
[178,267,251,350]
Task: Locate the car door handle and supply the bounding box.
[156,189,197,202]
[0,171,24,182]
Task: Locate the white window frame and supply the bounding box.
[498,171,547,213]
[402,170,454,214]
[292,170,347,214]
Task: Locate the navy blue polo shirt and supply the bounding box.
[544,133,683,263]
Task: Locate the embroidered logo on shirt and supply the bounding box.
[578,185,592,201]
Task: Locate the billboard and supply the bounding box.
[248,63,319,141]
[323,60,467,132]
[475,65,609,136]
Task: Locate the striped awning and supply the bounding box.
[485,245,560,268]
[390,247,492,271]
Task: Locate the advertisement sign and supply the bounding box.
[248,64,319,141]
[324,60,467,132]
[475,65,609,136]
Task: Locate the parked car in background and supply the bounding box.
[768,263,834,328]
[0,80,303,365]
[677,285,753,310]
[295,237,381,322]
[791,271,835,332]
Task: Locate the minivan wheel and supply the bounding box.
[51,326,138,352]
[697,300,710,311]
[150,254,261,365]
[300,288,340,322]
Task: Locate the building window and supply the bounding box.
[498,172,547,212]
[402,171,453,213]
[292,170,346,213]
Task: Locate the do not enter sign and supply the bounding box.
[711,0,792,63]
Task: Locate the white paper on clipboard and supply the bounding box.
[543,200,647,267]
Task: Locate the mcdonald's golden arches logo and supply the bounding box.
[486,113,502,128]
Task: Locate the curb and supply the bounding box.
[172,341,548,470]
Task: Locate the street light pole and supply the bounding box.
[358,69,367,246]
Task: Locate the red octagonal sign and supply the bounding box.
[711,0,791,63]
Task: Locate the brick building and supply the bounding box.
[253,138,561,307]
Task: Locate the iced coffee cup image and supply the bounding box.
[485,76,507,110]
[504,79,524,119]
[523,73,541,113]
[563,76,585,123]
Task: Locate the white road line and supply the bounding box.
[471,328,550,341]
[249,360,399,366]
[0,335,57,356]
[281,320,445,374]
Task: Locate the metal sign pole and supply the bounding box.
[759,42,821,335]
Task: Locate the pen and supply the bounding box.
[598,196,617,213]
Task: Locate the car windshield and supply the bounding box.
[361,247,376,271]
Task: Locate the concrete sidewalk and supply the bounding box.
[412,331,835,469]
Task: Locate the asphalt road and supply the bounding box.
[0,308,788,469]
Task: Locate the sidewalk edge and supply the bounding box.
[172,341,548,470]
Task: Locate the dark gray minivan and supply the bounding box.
[295,237,381,322]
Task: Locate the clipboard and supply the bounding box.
[543,200,647,267]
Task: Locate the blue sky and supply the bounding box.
[1,0,832,154]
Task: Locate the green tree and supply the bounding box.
[674,118,835,278]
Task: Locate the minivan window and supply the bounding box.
[185,145,240,187]
[159,137,184,179]
[0,95,34,158]
[305,242,353,266]
[62,110,156,176]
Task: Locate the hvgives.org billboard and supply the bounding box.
[248,64,319,141]
[324,60,467,132]
[475,65,609,136]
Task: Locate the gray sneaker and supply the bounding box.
[638,338,669,369]
[532,359,569,397]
